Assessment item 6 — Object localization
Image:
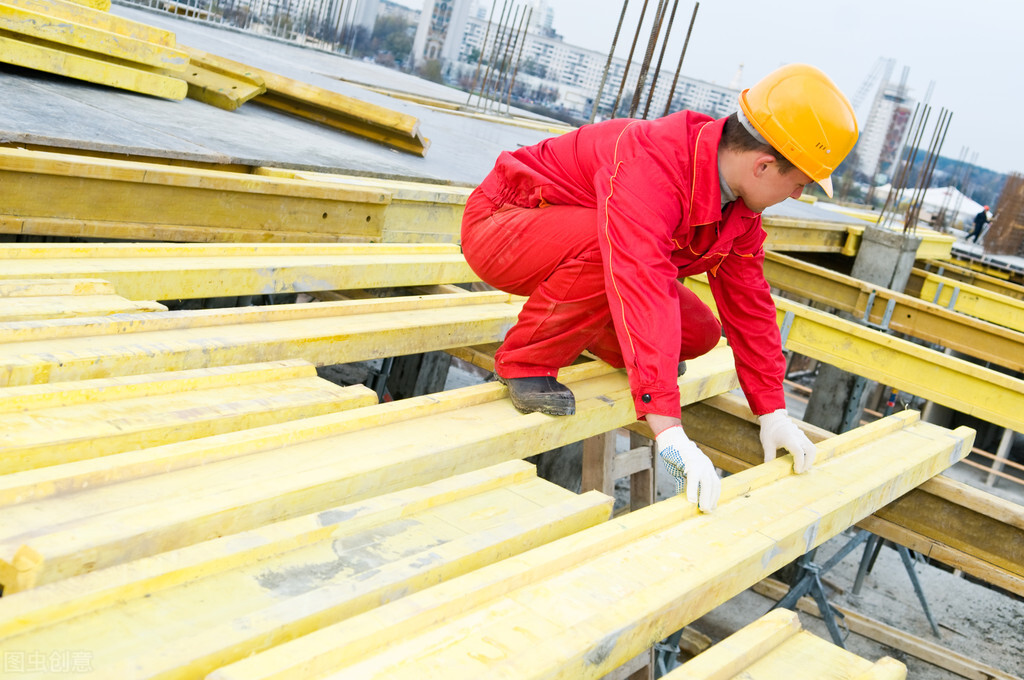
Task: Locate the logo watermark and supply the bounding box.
[3,650,93,674]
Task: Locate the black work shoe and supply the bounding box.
[498,376,576,416]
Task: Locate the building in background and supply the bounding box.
[454,13,738,119]
[412,0,473,67]
[857,75,914,183]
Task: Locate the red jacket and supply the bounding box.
[478,111,787,418]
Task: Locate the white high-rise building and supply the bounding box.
[857,80,914,183]
[412,0,474,66]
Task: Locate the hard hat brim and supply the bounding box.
[817,176,834,198]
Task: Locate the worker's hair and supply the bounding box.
[721,112,796,174]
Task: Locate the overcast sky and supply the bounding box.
[403,0,1019,176]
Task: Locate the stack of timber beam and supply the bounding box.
[0,461,614,678]
[0,148,465,243]
[0,369,974,677]
[0,352,739,592]
[196,412,971,679]
[0,0,190,99]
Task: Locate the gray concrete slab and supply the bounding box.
[0,3,554,184]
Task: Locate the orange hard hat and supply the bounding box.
[739,64,859,198]
[984,205,990,210]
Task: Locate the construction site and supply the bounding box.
[0,0,1022,678]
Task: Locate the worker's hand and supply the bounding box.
[759,409,816,473]
[655,425,721,512]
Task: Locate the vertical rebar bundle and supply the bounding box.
[611,0,654,117]
[642,0,680,119]
[628,0,669,118]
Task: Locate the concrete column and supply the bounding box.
[803,227,922,433]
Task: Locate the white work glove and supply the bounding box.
[759,409,817,474]
[655,425,721,512]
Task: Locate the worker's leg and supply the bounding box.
[584,280,722,367]
[462,190,607,414]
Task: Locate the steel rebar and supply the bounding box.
[642,0,680,119]
[629,0,669,118]
[611,0,654,118]
[591,0,631,123]
[662,2,698,117]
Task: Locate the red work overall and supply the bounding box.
[461,112,786,420]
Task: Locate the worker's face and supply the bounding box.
[744,162,813,213]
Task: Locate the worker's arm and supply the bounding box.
[708,218,816,473]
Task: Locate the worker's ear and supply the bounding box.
[752,153,777,178]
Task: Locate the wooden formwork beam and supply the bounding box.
[762,252,1024,373]
[252,69,429,156]
[915,270,1024,334]
[205,412,973,680]
[0,359,376,475]
[0,348,739,592]
[0,34,187,99]
[0,290,515,386]
[0,278,165,321]
[760,215,851,253]
[914,263,1024,302]
[0,3,188,71]
[0,461,612,679]
[688,275,1024,434]
[840,224,955,261]
[0,243,477,300]
[666,609,906,680]
[175,45,265,111]
[1,0,174,45]
[0,147,391,241]
[681,392,1024,597]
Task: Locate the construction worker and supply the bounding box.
[967,205,992,243]
[461,64,859,512]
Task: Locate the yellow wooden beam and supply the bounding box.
[0,461,612,679]
[665,609,905,680]
[0,290,514,386]
[840,224,955,261]
[915,270,1024,334]
[942,253,1024,287]
[0,214,373,243]
[915,263,1024,302]
[205,412,972,680]
[0,146,390,240]
[256,167,471,243]
[0,241,461,259]
[681,392,1024,597]
[0,33,187,99]
[0,4,188,70]
[251,68,429,156]
[0,246,478,300]
[762,252,1024,373]
[688,275,1024,433]
[172,45,265,111]
[761,215,850,253]
[1,0,174,45]
[0,349,738,591]
[0,359,377,474]
[0,277,166,321]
